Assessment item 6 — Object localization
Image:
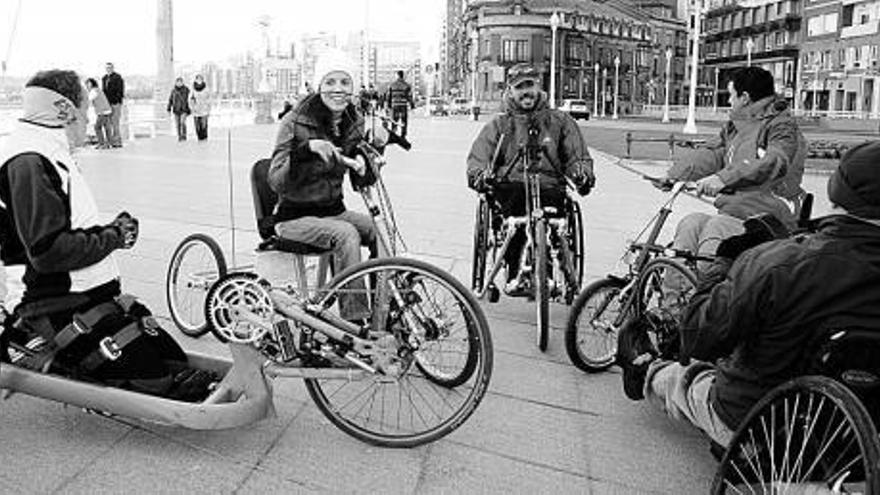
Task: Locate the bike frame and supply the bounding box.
[474,140,576,301]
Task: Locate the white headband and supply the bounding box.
[21,86,79,128]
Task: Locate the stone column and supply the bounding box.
[155,0,174,131]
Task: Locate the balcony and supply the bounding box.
[841,21,879,38]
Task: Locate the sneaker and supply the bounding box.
[616,318,658,401]
[503,278,532,297]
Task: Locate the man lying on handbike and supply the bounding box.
[617,142,880,446]
[0,69,210,400]
[465,63,595,296]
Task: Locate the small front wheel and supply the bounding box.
[166,233,227,337]
[565,276,628,373]
[305,257,493,448]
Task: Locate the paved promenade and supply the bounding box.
[0,116,838,494]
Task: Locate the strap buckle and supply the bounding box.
[71,314,92,336]
[141,316,159,337]
[98,337,121,361]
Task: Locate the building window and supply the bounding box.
[842,5,854,27]
[502,39,530,62]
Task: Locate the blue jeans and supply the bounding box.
[108,103,123,146]
[646,359,735,447]
[94,114,111,146]
[174,113,188,141]
[275,211,378,319]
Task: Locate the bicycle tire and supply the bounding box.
[534,220,550,351]
[471,197,490,292]
[304,257,493,448]
[565,276,628,372]
[713,376,880,494]
[166,233,227,338]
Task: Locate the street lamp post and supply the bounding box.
[683,0,701,134]
[746,37,754,67]
[470,30,478,112]
[549,12,560,109]
[812,64,820,117]
[613,55,620,119]
[713,66,720,112]
[602,68,608,118]
[663,48,672,123]
[593,62,600,118]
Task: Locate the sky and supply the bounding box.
[0,0,444,77]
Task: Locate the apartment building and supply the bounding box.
[461,0,687,112]
[701,0,803,107]
[801,0,880,115]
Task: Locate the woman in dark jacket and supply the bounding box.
[166,77,191,141]
[267,50,377,320]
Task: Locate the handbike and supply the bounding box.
[565,177,710,372]
[0,115,493,448]
[471,125,584,352]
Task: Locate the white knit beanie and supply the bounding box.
[312,48,358,90]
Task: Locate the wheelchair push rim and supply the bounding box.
[713,375,880,494]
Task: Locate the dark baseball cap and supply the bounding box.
[507,63,541,86]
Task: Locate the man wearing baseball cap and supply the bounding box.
[466,63,595,296]
[617,140,880,448]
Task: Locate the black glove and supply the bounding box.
[647,175,675,192]
[575,174,595,196]
[468,170,493,193]
[111,211,139,249]
[715,214,790,260]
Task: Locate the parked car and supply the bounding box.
[559,99,590,120]
[451,97,471,115]
[428,97,450,116]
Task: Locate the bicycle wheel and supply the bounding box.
[713,376,880,494]
[565,276,628,373]
[567,199,585,291]
[166,233,227,337]
[534,220,550,352]
[635,257,697,359]
[304,257,493,448]
[471,196,490,292]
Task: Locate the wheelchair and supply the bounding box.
[471,183,585,352]
[712,326,880,493]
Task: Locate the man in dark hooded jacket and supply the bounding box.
[618,140,880,447]
[466,63,595,295]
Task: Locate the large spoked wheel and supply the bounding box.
[305,257,493,448]
[471,196,490,292]
[635,257,697,359]
[534,220,550,352]
[713,376,880,494]
[567,199,585,292]
[166,233,228,337]
[565,276,628,373]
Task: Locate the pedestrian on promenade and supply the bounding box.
[167,77,191,142]
[465,63,595,296]
[101,62,125,148]
[267,49,377,321]
[618,140,880,447]
[385,70,414,138]
[189,74,211,141]
[655,67,807,276]
[84,78,112,149]
[0,69,213,399]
